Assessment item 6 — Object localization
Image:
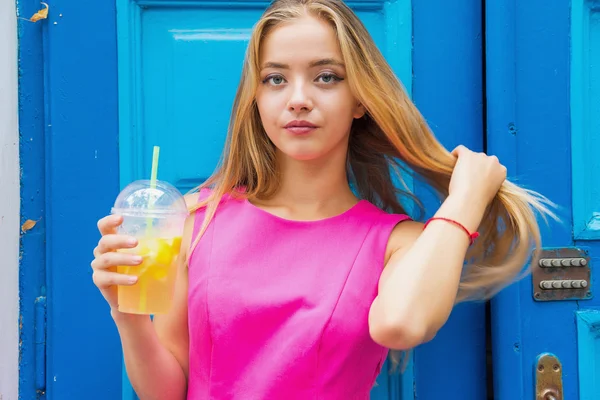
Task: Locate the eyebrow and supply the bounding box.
[261,58,345,70]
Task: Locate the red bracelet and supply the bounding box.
[423,217,480,246]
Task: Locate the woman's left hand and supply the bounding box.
[448,145,507,207]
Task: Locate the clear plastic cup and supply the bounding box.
[111,179,188,315]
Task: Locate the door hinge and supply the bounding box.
[34,294,46,395]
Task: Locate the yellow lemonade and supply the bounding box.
[117,236,182,314]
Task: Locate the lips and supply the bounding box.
[284,120,317,135]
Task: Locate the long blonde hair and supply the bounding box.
[188,0,553,303]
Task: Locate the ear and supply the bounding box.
[353,103,366,119]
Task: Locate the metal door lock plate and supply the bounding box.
[535,353,563,400]
[532,248,592,301]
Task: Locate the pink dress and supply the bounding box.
[187,192,410,399]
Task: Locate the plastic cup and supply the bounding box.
[111,179,188,315]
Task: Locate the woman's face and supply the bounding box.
[255,15,365,162]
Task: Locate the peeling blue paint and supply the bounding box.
[17,0,49,398]
[18,0,123,398]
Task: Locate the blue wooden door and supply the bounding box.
[18,0,486,399]
[487,1,600,399]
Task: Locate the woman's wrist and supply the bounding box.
[437,193,487,233]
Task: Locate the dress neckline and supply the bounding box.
[244,198,368,225]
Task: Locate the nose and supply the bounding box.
[287,81,313,112]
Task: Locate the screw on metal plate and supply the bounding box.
[532,248,592,301]
[535,353,563,400]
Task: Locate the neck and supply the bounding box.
[270,146,357,209]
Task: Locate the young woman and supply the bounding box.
[91,1,551,398]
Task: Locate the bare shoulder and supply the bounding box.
[384,219,424,264]
[184,192,200,207]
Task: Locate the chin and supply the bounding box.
[277,143,325,161]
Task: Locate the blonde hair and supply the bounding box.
[188,0,554,303]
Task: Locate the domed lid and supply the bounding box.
[111,179,188,217]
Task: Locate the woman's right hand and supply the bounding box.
[91,215,142,312]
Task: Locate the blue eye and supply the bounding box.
[317,73,343,84]
[263,75,286,85]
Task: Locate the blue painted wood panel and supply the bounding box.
[18,0,125,399]
[571,0,600,240]
[412,1,487,398]
[485,3,524,398]
[17,1,50,399]
[576,310,600,399]
[487,0,600,398]
[117,3,264,192]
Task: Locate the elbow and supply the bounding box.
[369,316,432,351]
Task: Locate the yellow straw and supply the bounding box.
[139,145,160,313]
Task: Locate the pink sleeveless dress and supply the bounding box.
[187,192,410,399]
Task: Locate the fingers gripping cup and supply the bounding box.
[112,179,187,314]
[111,177,188,315]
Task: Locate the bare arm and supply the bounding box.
[368,146,505,350]
[113,223,190,399]
[368,194,486,350]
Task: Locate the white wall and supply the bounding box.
[0,0,20,398]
